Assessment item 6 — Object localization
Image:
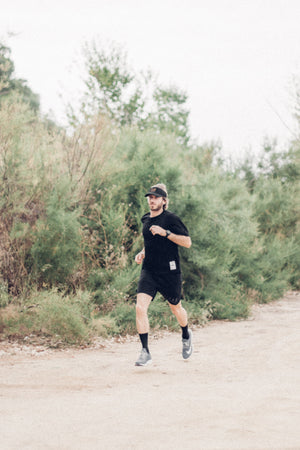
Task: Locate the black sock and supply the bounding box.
[139,333,149,353]
[181,325,189,340]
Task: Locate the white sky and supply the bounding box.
[1,0,300,161]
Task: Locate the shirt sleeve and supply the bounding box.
[169,214,189,236]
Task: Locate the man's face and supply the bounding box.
[147,195,165,211]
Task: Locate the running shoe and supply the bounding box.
[135,348,152,366]
[182,329,193,359]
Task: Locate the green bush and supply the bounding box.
[31,190,81,286]
[175,170,260,318]
[0,283,11,308]
[148,296,179,331]
[252,177,300,291]
[88,264,139,310]
[0,289,93,344]
[236,142,300,291]
[36,290,92,343]
[110,302,136,335]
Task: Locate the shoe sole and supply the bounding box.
[135,359,152,367]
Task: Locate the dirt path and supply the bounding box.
[1,292,300,450]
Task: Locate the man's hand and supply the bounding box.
[135,250,145,264]
[149,225,166,237]
[150,225,192,248]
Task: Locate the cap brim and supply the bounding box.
[145,192,163,197]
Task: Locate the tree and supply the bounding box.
[74,40,190,145]
[0,42,40,112]
[149,86,190,145]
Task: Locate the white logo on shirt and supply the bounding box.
[169,261,176,271]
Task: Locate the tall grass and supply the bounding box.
[0,290,93,345]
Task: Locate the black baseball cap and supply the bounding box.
[145,186,168,198]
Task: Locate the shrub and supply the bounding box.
[175,169,260,318]
[36,291,92,344]
[31,189,81,286]
[0,282,11,308]
[109,302,136,335]
[0,289,93,344]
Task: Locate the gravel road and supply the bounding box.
[1,292,300,449]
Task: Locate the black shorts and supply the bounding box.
[137,269,182,305]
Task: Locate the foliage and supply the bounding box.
[149,86,190,145]
[0,42,40,112]
[0,290,93,344]
[0,282,11,308]
[235,139,300,289]
[0,41,299,344]
[30,191,82,287]
[73,40,190,144]
[82,41,141,126]
[0,97,44,295]
[175,166,258,318]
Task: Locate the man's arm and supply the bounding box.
[135,248,145,264]
[166,232,191,248]
[149,225,192,248]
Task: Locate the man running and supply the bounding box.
[134,183,192,366]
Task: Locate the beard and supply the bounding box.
[149,200,164,211]
[150,204,162,211]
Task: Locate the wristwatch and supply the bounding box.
[165,230,171,238]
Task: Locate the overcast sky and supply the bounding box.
[1,0,300,160]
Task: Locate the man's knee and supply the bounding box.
[169,301,182,313]
[136,294,152,316]
[136,302,147,316]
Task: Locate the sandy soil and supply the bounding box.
[1,292,300,450]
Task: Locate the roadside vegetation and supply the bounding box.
[0,40,299,345]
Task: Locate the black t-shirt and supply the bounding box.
[141,210,189,274]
